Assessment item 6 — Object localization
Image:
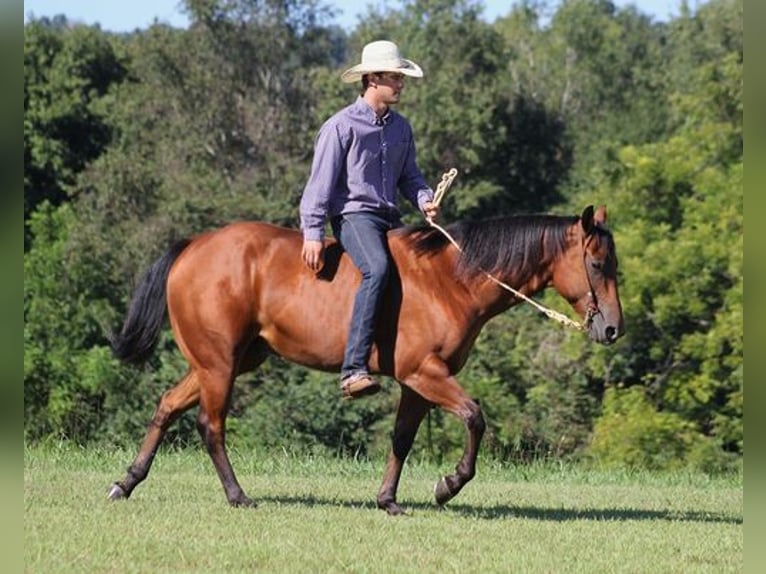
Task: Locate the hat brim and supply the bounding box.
[340,59,423,83]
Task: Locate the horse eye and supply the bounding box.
[591,260,604,271]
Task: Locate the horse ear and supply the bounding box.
[581,205,595,234]
[594,205,607,226]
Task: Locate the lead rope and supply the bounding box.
[426,169,587,332]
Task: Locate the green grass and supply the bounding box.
[25,443,742,573]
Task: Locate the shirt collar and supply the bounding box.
[354,96,391,126]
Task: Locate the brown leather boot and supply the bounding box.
[340,373,381,399]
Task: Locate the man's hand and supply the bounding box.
[301,239,325,273]
[423,201,440,222]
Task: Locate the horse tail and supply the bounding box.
[111,238,192,366]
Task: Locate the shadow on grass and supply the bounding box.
[255,494,742,525]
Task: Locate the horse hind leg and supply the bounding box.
[195,365,255,507]
[197,339,271,507]
[108,370,200,501]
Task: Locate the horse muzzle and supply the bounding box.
[587,311,624,345]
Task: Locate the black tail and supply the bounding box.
[111,239,192,366]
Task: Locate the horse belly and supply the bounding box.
[255,278,354,373]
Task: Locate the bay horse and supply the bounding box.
[107,205,623,515]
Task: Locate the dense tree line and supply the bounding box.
[24,0,742,471]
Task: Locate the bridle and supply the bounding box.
[580,233,602,330]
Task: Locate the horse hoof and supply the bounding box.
[387,505,408,516]
[107,483,128,501]
[378,500,407,516]
[230,496,257,508]
[434,477,454,506]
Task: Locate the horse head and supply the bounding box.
[564,205,625,345]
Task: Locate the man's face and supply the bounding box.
[372,72,405,104]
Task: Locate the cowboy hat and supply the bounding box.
[340,40,424,83]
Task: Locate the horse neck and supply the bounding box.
[466,263,555,318]
[462,219,589,323]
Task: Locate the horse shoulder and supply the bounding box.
[387,232,480,351]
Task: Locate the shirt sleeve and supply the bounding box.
[299,121,346,241]
[397,132,433,212]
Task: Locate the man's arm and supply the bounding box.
[299,121,346,242]
[396,130,436,218]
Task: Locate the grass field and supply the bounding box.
[24,443,742,573]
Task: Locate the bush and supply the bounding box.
[585,386,732,472]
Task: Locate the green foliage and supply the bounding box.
[24,18,128,238]
[497,0,668,181]
[23,0,742,472]
[562,0,743,467]
[586,386,735,472]
[351,0,570,217]
[24,203,122,441]
[225,360,397,457]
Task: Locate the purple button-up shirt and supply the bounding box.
[299,97,433,241]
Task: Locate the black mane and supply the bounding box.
[402,214,580,284]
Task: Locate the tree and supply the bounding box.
[24,0,364,446]
[23,0,742,470]
[581,0,742,468]
[496,0,670,200]
[24,17,128,245]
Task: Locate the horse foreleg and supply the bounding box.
[197,369,254,507]
[432,400,485,506]
[406,355,486,508]
[377,386,432,516]
[108,371,200,501]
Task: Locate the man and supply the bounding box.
[299,40,439,399]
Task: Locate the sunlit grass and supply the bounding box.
[25,443,742,573]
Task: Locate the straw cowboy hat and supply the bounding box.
[340,40,424,83]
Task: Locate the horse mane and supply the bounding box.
[401,214,579,283]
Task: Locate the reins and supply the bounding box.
[426,169,593,332]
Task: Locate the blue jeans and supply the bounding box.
[331,212,401,379]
